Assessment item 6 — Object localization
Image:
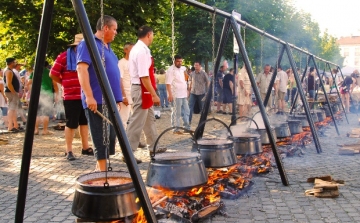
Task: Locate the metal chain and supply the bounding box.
[170,0,178,129]
[243,24,246,46]
[212,8,216,117]
[277,40,280,69]
[100,0,110,180]
[260,34,264,71]
[171,0,175,63]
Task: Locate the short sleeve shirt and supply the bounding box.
[276,70,288,93]
[76,36,122,108]
[256,72,273,94]
[165,65,188,98]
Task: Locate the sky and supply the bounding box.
[293,0,360,38]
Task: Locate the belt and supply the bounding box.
[132,84,141,86]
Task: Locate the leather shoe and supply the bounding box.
[138,142,147,148]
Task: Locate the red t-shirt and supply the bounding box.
[50,51,81,100]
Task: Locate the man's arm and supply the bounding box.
[166,84,173,102]
[49,73,62,85]
[77,62,97,112]
[5,70,16,94]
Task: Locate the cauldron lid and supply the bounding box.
[153,152,200,161]
[197,139,233,145]
[232,132,260,138]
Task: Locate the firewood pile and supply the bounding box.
[305,175,344,198]
[338,141,360,155]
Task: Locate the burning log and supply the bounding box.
[190,201,224,222]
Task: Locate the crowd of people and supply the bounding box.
[1,14,357,170]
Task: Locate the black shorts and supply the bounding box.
[63,100,88,129]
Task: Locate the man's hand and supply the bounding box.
[86,96,97,112]
[122,97,129,106]
[168,94,173,103]
[152,94,160,106]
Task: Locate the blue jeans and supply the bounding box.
[291,88,297,105]
[171,98,190,130]
[157,84,168,107]
[85,107,116,160]
[308,90,315,99]
[189,93,205,123]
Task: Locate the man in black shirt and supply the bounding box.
[3,58,21,132]
[215,65,225,113]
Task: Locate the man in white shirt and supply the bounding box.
[118,42,134,129]
[276,65,288,113]
[166,55,192,134]
[127,26,166,163]
[256,64,274,109]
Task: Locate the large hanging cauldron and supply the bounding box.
[229,132,262,155]
[234,116,277,145]
[319,106,331,117]
[274,122,291,138]
[289,114,309,128]
[72,171,140,221]
[146,127,208,190]
[194,118,237,168]
[312,109,326,122]
[287,119,303,135]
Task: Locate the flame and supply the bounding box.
[205,193,220,203]
[188,187,203,196]
[133,208,146,223]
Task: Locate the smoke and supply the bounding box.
[37,93,55,116]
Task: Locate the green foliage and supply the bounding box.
[0,0,342,73]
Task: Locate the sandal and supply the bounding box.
[82,147,94,155]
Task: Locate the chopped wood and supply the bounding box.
[197,206,219,218]
[314,189,339,198]
[152,195,168,208]
[339,147,360,155]
[307,175,332,183]
[314,179,339,190]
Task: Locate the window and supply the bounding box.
[343,48,350,57]
[356,48,360,56]
[355,57,360,66]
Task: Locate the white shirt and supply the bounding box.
[276,70,288,92]
[0,79,7,108]
[129,40,151,84]
[118,58,133,104]
[165,65,188,98]
[256,72,273,94]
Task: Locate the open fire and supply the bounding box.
[129,111,341,222]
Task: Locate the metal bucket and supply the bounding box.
[197,139,237,167]
[274,122,291,138]
[146,127,208,190]
[72,171,140,221]
[229,133,262,155]
[312,109,326,122]
[287,120,303,135]
[231,116,277,145]
[195,118,237,168]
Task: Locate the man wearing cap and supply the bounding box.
[3,58,21,132]
[50,33,93,161]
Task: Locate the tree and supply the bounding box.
[0,0,168,65]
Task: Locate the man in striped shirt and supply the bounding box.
[50,34,93,161]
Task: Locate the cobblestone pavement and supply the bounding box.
[1,109,360,223]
